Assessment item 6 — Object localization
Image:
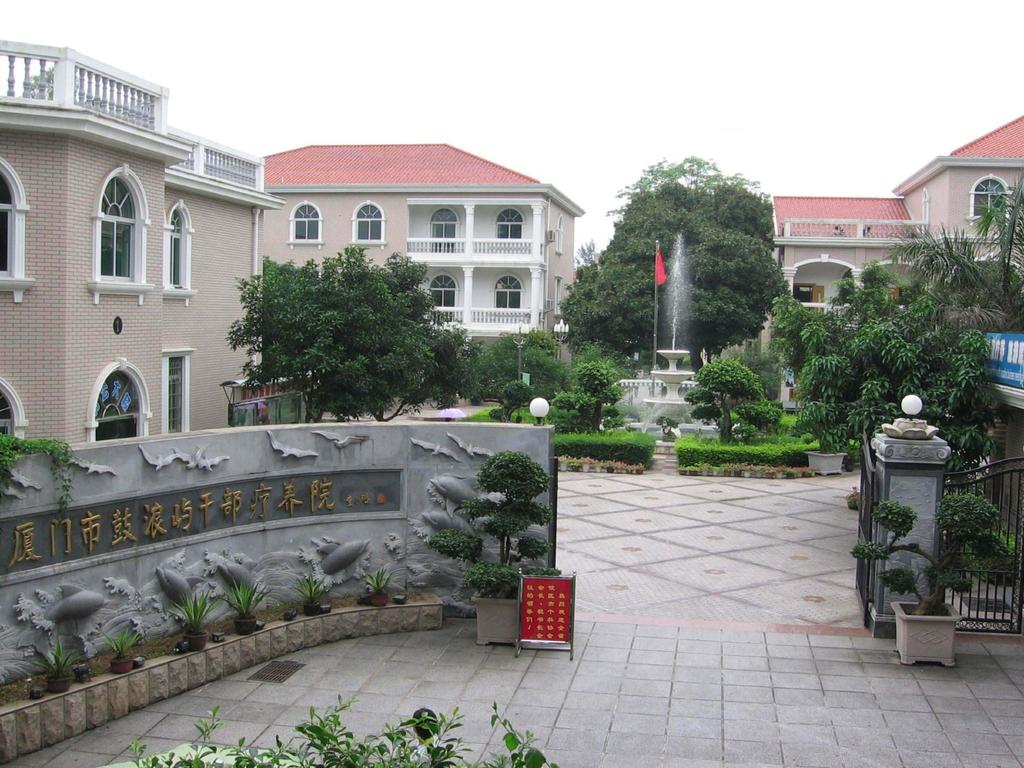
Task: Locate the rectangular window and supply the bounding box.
[554,276,563,312]
[357,220,381,241]
[296,219,319,241]
[170,237,182,287]
[0,420,9,436]
[0,210,8,273]
[167,356,183,433]
[793,284,824,303]
[101,221,133,278]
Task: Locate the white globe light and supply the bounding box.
[901,394,923,416]
[529,397,550,419]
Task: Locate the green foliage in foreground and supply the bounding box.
[675,435,821,467]
[553,432,656,468]
[0,434,74,512]
[130,701,559,768]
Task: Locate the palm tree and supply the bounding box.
[893,183,1024,331]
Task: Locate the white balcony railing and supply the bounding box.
[474,238,532,255]
[407,237,535,258]
[470,308,532,326]
[432,307,464,324]
[781,218,925,240]
[409,238,467,254]
[168,130,264,191]
[2,42,166,131]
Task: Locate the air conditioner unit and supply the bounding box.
[545,229,556,244]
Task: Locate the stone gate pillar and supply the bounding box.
[868,432,950,637]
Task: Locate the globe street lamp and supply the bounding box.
[529,397,550,425]
[513,324,528,376]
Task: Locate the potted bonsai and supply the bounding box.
[851,494,1003,666]
[427,451,556,645]
[798,401,847,475]
[38,638,78,693]
[103,629,141,673]
[365,567,393,607]
[295,574,327,616]
[222,583,269,635]
[169,592,214,651]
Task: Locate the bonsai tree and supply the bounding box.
[655,415,679,439]
[685,358,764,443]
[427,451,554,598]
[851,495,1005,616]
[501,380,533,422]
[551,360,624,432]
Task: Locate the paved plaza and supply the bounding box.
[14,618,1024,768]
[557,471,861,627]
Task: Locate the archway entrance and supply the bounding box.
[95,371,139,440]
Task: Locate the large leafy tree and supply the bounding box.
[228,247,474,422]
[685,358,765,443]
[468,330,568,401]
[771,263,993,469]
[562,159,783,365]
[893,183,1024,330]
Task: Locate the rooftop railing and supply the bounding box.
[780,218,926,240]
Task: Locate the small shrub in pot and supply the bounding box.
[222,583,269,634]
[103,629,141,673]
[365,567,393,607]
[38,638,79,693]
[295,573,327,616]
[168,592,214,651]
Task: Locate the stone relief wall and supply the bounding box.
[0,423,552,683]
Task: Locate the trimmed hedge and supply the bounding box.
[553,432,657,468]
[675,436,819,467]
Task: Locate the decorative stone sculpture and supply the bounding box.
[311,431,370,450]
[410,437,461,461]
[267,432,318,459]
[446,433,493,458]
[881,394,939,440]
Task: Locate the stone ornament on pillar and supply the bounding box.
[880,394,941,442]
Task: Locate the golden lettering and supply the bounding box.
[250,483,271,520]
[79,511,102,555]
[277,479,303,517]
[8,522,42,568]
[310,479,335,512]
[171,498,193,531]
[359,492,370,505]
[111,508,137,546]
[50,517,72,558]
[221,488,243,523]
[143,503,167,540]
[197,493,214,528]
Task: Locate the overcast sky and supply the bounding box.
[7,0,1023,250]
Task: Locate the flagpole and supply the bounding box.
[651,239,659,398]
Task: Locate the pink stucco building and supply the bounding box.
[261,144,583,338]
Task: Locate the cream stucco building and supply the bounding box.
[0,41,282,442]
[261,144,583,338]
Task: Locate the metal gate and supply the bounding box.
[944,458,1024,634]
[855,437,879,625]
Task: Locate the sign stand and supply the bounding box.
[515,571,576,659]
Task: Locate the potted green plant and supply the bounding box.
[169,592,214,651]
[365,567,393,607]
[427,451,556,645]
[851,495,1003,666]
[797,401,847,475]
[222,583,269,635]
[846,489,861,510]
[295,574,327,616]
[38,638,78,693]
[103,629,141,673]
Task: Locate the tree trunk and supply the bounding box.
[718,396,733,443]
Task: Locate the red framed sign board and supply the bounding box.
[515,572,576,659]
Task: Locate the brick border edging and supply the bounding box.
[0,599,443,763]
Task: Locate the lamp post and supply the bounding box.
[553,319,569,362]
[529,397,550,426]
[513,324,528,376]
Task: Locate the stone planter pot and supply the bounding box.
[473,596,518,645]
[303,603,321,617]
[806,451,846,476]
[109,658,133,674]
[46,677,71,694]
[369,593,388,607]
[184,632,208,652]
[234,617,258,635]
[893,601,959,666]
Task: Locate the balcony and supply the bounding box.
[779,218,925,241]
[433,306,535,334]
[408,237,536,261]
[1,41,265,192]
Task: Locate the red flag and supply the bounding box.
[655,246,667,286]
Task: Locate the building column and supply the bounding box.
[782,267,797,293]
[529,267,543,328]
[531,203,545,260]
[462,266,474,326]
[464,204,475,257]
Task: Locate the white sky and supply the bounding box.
[6,0,1023,250]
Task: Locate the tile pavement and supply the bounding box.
[13,619,1024,768]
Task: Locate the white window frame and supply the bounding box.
[554,275,563,313]
[163,200,196,304]
[86,358,152,442]
[921,188,930,225]
[496,208,524,239]
[90,165,153,305]
[495,274,523,309]
[0,156,33,303]
[430,273,459,307]
[969,175,1008,219]
[555,214,564,255]
[161,349,193,434]
[0,375,28,438]
[352,201,386,244]
[289,201,323,246]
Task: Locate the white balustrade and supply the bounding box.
[408,238,466,255]
[473,238,533,255]
[470,308,532,326]
[432,307,464,324]
[781,218,925,240]
[3,53,55,100]
[73,64,157,130]
[203,147,259,189]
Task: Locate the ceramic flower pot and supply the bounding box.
[185,632,208,652]
[893,601,959,666]
[46,676,71,693]
[234,617,258,635]
[806,451,846,476]
[369,593,389,607]
[473,596,518,645]
[109,657,134,674]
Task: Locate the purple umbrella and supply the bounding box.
[437,408,466,422]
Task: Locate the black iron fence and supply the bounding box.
[855,437,879,625]
[944,458,1024,634]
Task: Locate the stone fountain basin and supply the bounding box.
[655,371,694,386]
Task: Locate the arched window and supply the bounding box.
[430,209,458,253]
[555,214,564,254]
[0,391,11,435]
[972,178,1007,218]
[100,178,136,279]
[495,275,522,309]
[354,203,384,242]
[95,371,140,441]
[496,208,523,239]
[0,157,30,302]
[0,174,10,275]
[431,274,457,307]
[292,203,321,242]
[169,209,184,287]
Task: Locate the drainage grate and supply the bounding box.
[248,660,305,683]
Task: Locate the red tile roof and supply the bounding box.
[951,115,1024,158]
[264,144,539,186]
[773,197,909,235]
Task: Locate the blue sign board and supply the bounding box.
[986,333,1024,389]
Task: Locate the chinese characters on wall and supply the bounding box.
[3,470,401,574]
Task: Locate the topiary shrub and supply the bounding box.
[675,436,819,467]
[501,380,533,422]
[553,432,656,468]
[686,358,765,443]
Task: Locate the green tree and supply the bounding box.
[228,248,475,422]
[563,161,783,364]
[551,360,624,432]
[468,330,568,401]
[893,183,1024,331]
[771,263,994,468]
[685,358,765,442]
